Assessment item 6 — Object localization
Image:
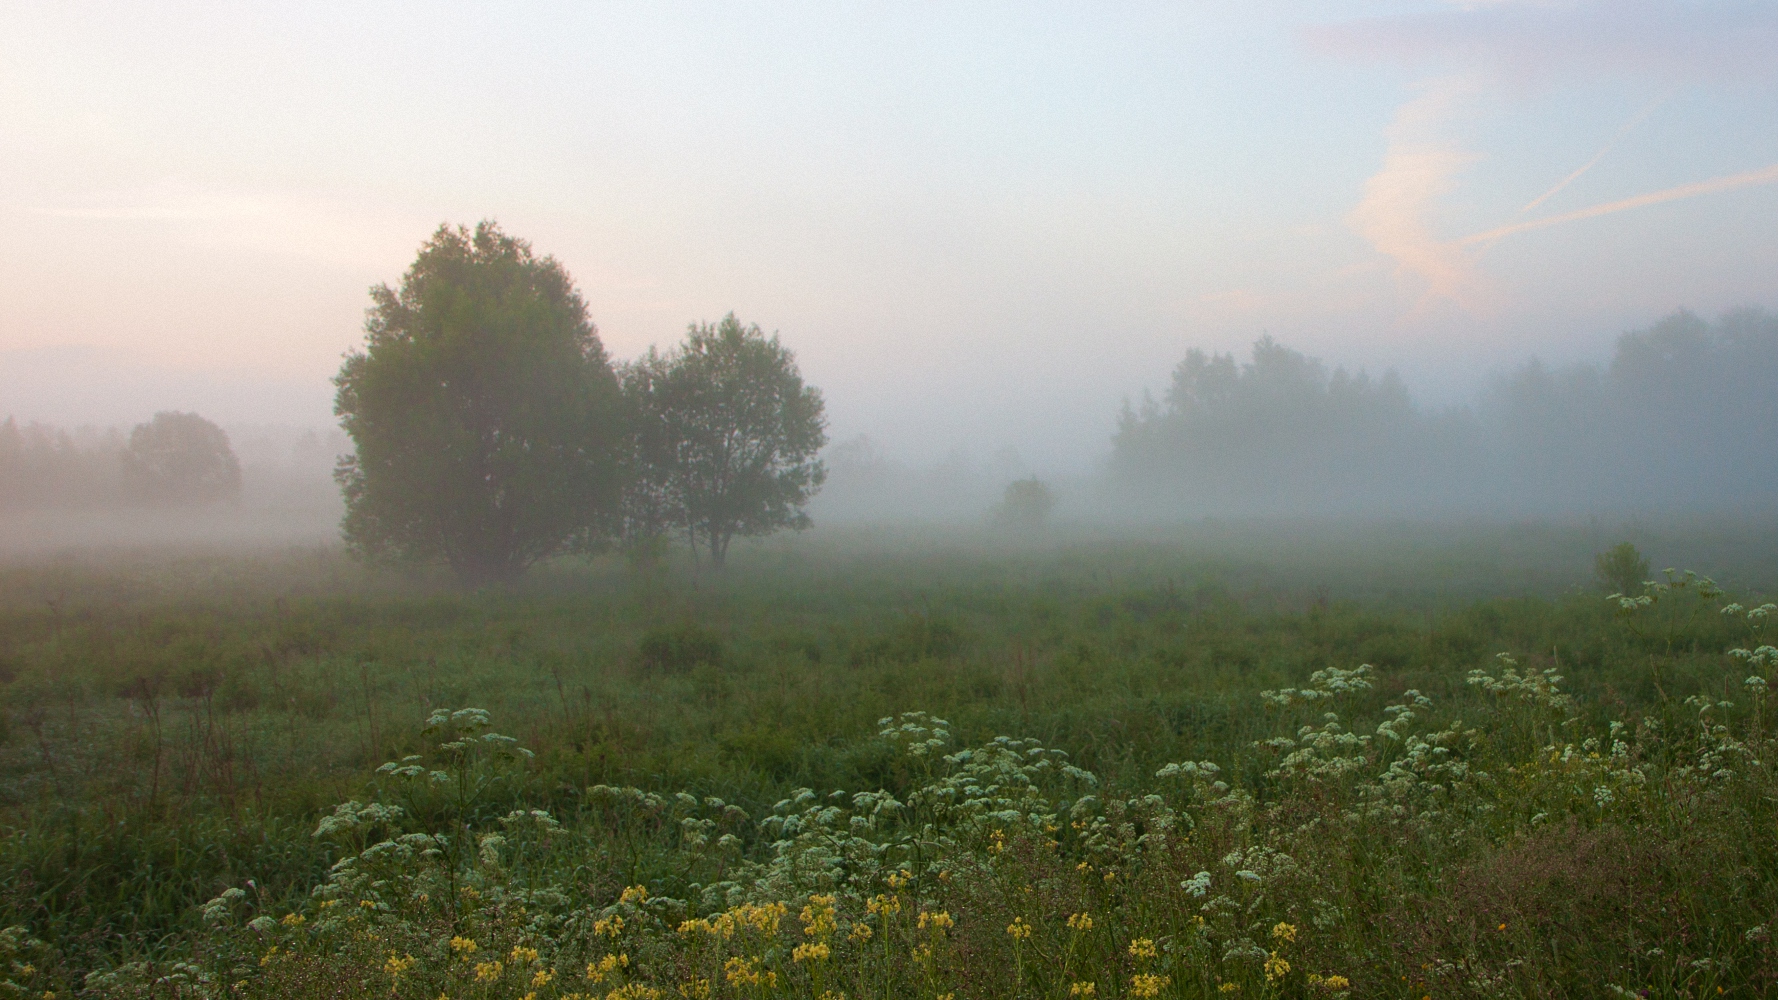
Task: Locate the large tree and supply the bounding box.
[122,411,241,505]
[623,313,827,567]
[333,222,621,584]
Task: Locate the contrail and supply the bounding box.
[1519,92,1669,215]
[1462,161,1778,247]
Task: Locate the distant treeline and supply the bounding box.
[0,411,241,510]
[1108,307,1778,517]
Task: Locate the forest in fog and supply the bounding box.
[5,306,1777,536]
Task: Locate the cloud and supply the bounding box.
[1345,81,1489,312]
[1463,161,1778,246]
[1519,90,1668,213]
[1305,1,1778,85]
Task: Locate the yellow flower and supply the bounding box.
[677,978,712,1000]
[1128,938,1157,960]
[1067,912,1094,932]
[1070,982,1097,996]
[917,910,954,933]
[849,923,874,943]
[510,946,540,965]
[885,870,912,890]
[988,829,1006,854]
[1006,917,1033,941]
[384,953,416,979]
[594,916,626,938]
[280,913,305,927]
[723,956,771,988]
[474,961,503,983]
[792,942,830,963]
[1308,973,1351,991]
[1218,984,1241,994]
[866,894,902,917]
[449,936,477,957]
[1130,974,1170,998]
[1271,922,1297,943]
[801,895,838,938]
[619,885,649,905]
[531,969,554,988]
[1265,952,1291,983]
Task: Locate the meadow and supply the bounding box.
[1,519,1776,999]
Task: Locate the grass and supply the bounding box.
[0,520,1775,998]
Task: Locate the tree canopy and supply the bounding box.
[122,411,242,505]
[622,313,827,567]
[333,221,622,584]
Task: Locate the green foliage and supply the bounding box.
[1596,541,1651,595]
[121,411,241,505]
[0,537,1776,996]
[333,221,623,584]
[637,623,726,675]
[622,313,827,567]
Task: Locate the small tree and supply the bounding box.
[623,313,827,567]
[1595,541,1650,595]
[333,222,622,584]
[990,477,1055,532]
[122,411,241,504]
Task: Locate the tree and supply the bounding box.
[333,222,622,584]
[1595,541,1650,595]
[623,313,827,567]
[122,411,241,504]
[990,476,1055,532]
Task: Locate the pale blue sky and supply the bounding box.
[3,1,1775,469]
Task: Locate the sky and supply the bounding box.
[3,1,1776,472]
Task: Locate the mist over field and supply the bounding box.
[8,6,1778,998]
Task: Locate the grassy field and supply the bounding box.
[1,520,1775,998]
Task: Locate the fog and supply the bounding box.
[6,305,1774,558]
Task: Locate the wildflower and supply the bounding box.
[531,969,554,988]
[586,954,628,983]
[1218,984,1240,994]
[1271,922,1297,943]
[384,954,416,979]
[1128,938,1157,959]
[1130,974,1171,998]
[885,869,912,890]
[1067,912,1094,932]
[918,910,955,933]
[723,957,773,988]
[619,885,649,906]
[359,900,377,910]
[678,979,711,1000]
[866,893,902,917]
[1103,870,1117,883]
[450,937,477,957]
[318,899,338,910]
[849,923,874,943]
[1265,952,1291,982]
[594,916,625,938]
[474,961,503,983]
[988,829,1006,854]
[1070,983,1097,996]
[1006,917,1033,940]
[801,895,838,938]
[280,913,306,927]
[510,946,540,965]
[1308,973,1351,991]
[792,942,830,963]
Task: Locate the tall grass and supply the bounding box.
[0,531,1774,997]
